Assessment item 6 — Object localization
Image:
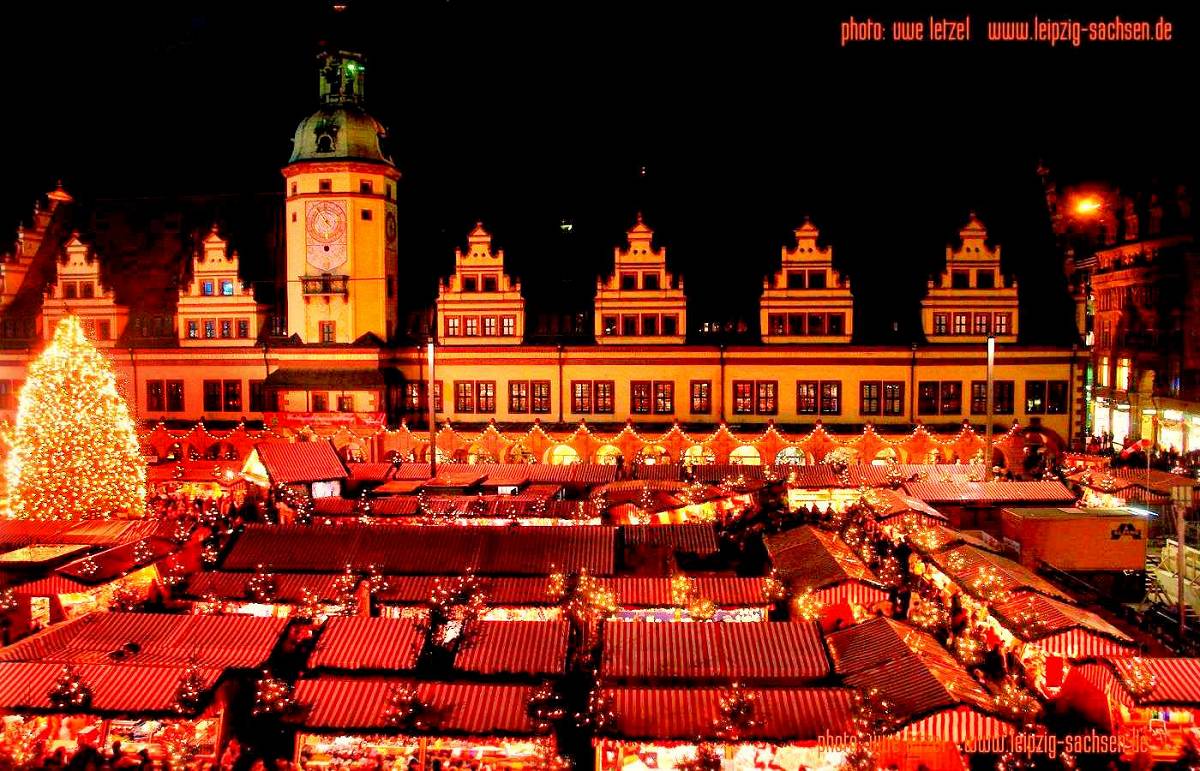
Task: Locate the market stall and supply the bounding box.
[292,678,555,770]
[595,576,772,622]
[594,686,854,771]
[1055,657,1200,762]
[763,527,889,627]
[991,591,1138,663]
[376,576,566,622]
[183,571,349,618]
[900,480,1077,530]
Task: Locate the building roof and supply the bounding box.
[842,649,998,721]
[453,621,570,676]
[183,571,347,602]
[289,104,392,166]
[902,480,1076,504]
[602,686,854,740]
[0,661,222,714]
[600,620,829,684]
[292,678,541,735]
[223,523,616,575]
[932,544,1073,602]
[621,523,718,555]
[593,576,770,607]
[826,617,951,676]
[0,612,286,670]
[253,440,348,484]
[308,616,424,671]
[763,526,883,590]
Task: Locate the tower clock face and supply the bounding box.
[385,211,397,245]
[305,200,349,272]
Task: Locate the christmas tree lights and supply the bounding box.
[6,317,146,520]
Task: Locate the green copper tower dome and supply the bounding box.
[288,50,392,166]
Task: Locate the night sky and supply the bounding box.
[4,1,1194,344]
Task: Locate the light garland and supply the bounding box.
[132,538,154,566]
[6,316,146,520]
[676,744,722,771]
[792,589,824,621]
[713,682,762,740]
[762,569,789,602]
[1120,658,1157,699]
[245,564,278,603]
[382,682,430,730]
[48,664,93,711]
[172,659,207,715]
[0,588,18,613]
[527,680,566,732]
[252,671,296,717]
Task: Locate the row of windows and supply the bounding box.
[198,279,237,297]
[600,313,680,337]
[939,269,999,290]
[405,378,1069,418]
[618,271,665,291]
[146,379,268,414]
[460,274,502,293]
[444,315,518,337]
[56,281,98,300]
[184,318,254,340]
[783,269,833,290]
[931,312,1012,336]
[292,179,395,199]
[765,312,847,337]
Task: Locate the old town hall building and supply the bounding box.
[0,51,1085,466]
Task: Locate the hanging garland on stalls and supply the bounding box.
[245,564,278,603]
[252,671,297,717]
[48,664,93,711]
[382,682,432,731]
[172,658,207,715]
[574,685,616,731]
[712,682,763,741]
[675,745,723,771]
[527,680,566,732]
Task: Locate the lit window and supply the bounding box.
[483,317,497,336]
[220,280,235,296]
[733,382,754,415]
[201,280,215,296]
[631,382,651,414]
[446,317,461,337]
[204,320,216,339]
[237,319,250,338]
[1116,358,1131,391]
[501,316,516,336]
[654,381,674,414]
[319,321,335,343]
[219,319,233,339]
[464,317,478,336]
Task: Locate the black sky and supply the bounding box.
[4,1,1195,344]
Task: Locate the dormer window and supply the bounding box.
[482,275,498,293]
[787,271,806,290]
[220,280,235,296]
[462,277,478,292]
[63,282,77,300]
[642,272,660,291]
[620,273,637,291]
[807,270,827,289]
[81,282,95,299]
[201,280,215,297]
[951,270,970,289]
[314,120,339,154]
[976,270,995,289]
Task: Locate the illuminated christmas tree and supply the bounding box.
[5,316,147,520]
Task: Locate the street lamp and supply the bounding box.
[985,335,995,481]
[1170,486,1193,640]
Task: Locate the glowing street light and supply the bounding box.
[1073,196,1103,216]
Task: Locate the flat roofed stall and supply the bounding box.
[292,679,553,770]
[593,686,855,771]
[0,612,286,767]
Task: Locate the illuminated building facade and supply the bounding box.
[1051,176,1198,450]
[0,51,1087,464]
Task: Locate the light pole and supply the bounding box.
[985,335,995,481]
[1170,486,1192,640]
[427,338,437,478]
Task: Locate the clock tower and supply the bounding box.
[283,49,399,344]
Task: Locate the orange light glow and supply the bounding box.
[1074,196,1103,216]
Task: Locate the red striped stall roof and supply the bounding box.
[0,612,286,669]
[621,524,718,555]
[603,686,854,740]
[1037,629,1138,660]
[571,465,620,485]
[826,618,953,676]
[902,480,1075,505]
[692,465,766,483]
[0,661,222,713]
[293,678,541,734]
[868,490,949,522]
[634,464,684,482]
[11,575,92,596]
[763,526,882,590]
[891,706,1016,743]
[255,441,348,484]
[0,519,165,550]
[184,571,346,602]
[601,621,829,684]
[814,582,889,610]
[224,524,615,575]
[454,621,569,676]
[1106,657,1200,705]
[348,463,395,483]
[308,616,423,671]
[781,466,840,488]
[595,577,770,608]
[933,545,1073,602]
[376,576,561,605]
[993,592,1133,649]
[842,651,996,720]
